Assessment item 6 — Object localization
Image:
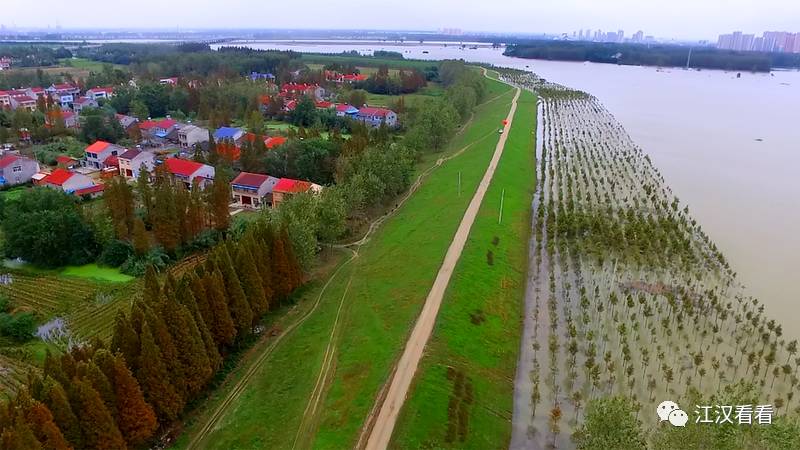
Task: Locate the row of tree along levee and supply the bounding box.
[0,220,303,450]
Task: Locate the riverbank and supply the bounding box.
[390,87,537,449]
[172,76,517,449]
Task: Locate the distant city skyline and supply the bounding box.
[1,0,800,41]
[717,30,800,53]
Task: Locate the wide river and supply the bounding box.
[217,40,800,338]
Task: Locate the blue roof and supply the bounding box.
[214,127,242,140]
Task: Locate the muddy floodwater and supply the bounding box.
[218,40,800,338]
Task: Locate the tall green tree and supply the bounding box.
[136,322,182,423]
[69,378,125,450]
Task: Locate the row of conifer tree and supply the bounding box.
[0,221,303,449]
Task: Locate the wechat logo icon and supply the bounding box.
[657,400,688,427]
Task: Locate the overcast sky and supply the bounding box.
[2,0,798,40]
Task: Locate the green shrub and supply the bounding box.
[0,311,36,342]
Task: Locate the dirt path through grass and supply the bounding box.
[362,84,522,450]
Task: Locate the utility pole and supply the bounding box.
[498,188,505,224]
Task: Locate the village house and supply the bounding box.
[117,149,156,180]
[231,172,280,209]
[72,96,98,113]
[56,155,79,169]
[85,86,115,100]
[325,70,368,83]
[46,83,81,107]
[280,83,325,101]
[9,94,36,111]
[60,111,79,129]
[335,103,359,117]
[0,154,40,186]
[271,177,322,209]
[74,184,106,199]
[26,87,47,99]
[84,141,124,170]
[315,101,334,110]
[153,118,178,138]
[249,72,276,81]
[0,57,11,71]
[178,124,209,148]
[0,91,11,108]
[45,110,78,129]
[214,127,245,144]
[355,107,398,128]
[41,168,96,194]
[164,157,215,189]
[159,77,179,86]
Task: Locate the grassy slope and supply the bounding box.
[390,89,538,449]
[177,78,515,450]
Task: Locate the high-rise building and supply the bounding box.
[617,30,624,42]
[732,31,743,50]
[753,37,765,52]
[741,34,755,51]
[633,30,644,43]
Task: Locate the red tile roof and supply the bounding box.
[156,118,177,130]
[165,157,204,177]
[87,86,114,94]
[44,168,74,186]
[232,172,271,188]
[336,103,354,112]
[273,178,312,194]
[265,136,287,149]
[138,120,157,130]
[85,141,112,153]
[74,184,105,196]
[0,155,19,169]
[56,155,76,165]
[357,107,393,117]
[315,101,333,109]
[53,83,77,91]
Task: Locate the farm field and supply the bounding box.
[0,266,139,396]
[61,263,135,282]
[390,88,538,448]
[175,75,516,450]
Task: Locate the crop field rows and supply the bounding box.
[0,270,140,397]
[504,73,799,448]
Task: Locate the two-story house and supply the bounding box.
[84,141,124,170]
[178,125,210,148]
[164,157,215,189]
[231,172,280,208]
[73,96,98,113]
[0,155,40,186]
[0,91,12,108]
[118,149,156,180]
[355,107,398,128]
[85,86,115,100]
[47,83,81,108]
[153,118,177,138]
[10,94,37,111]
